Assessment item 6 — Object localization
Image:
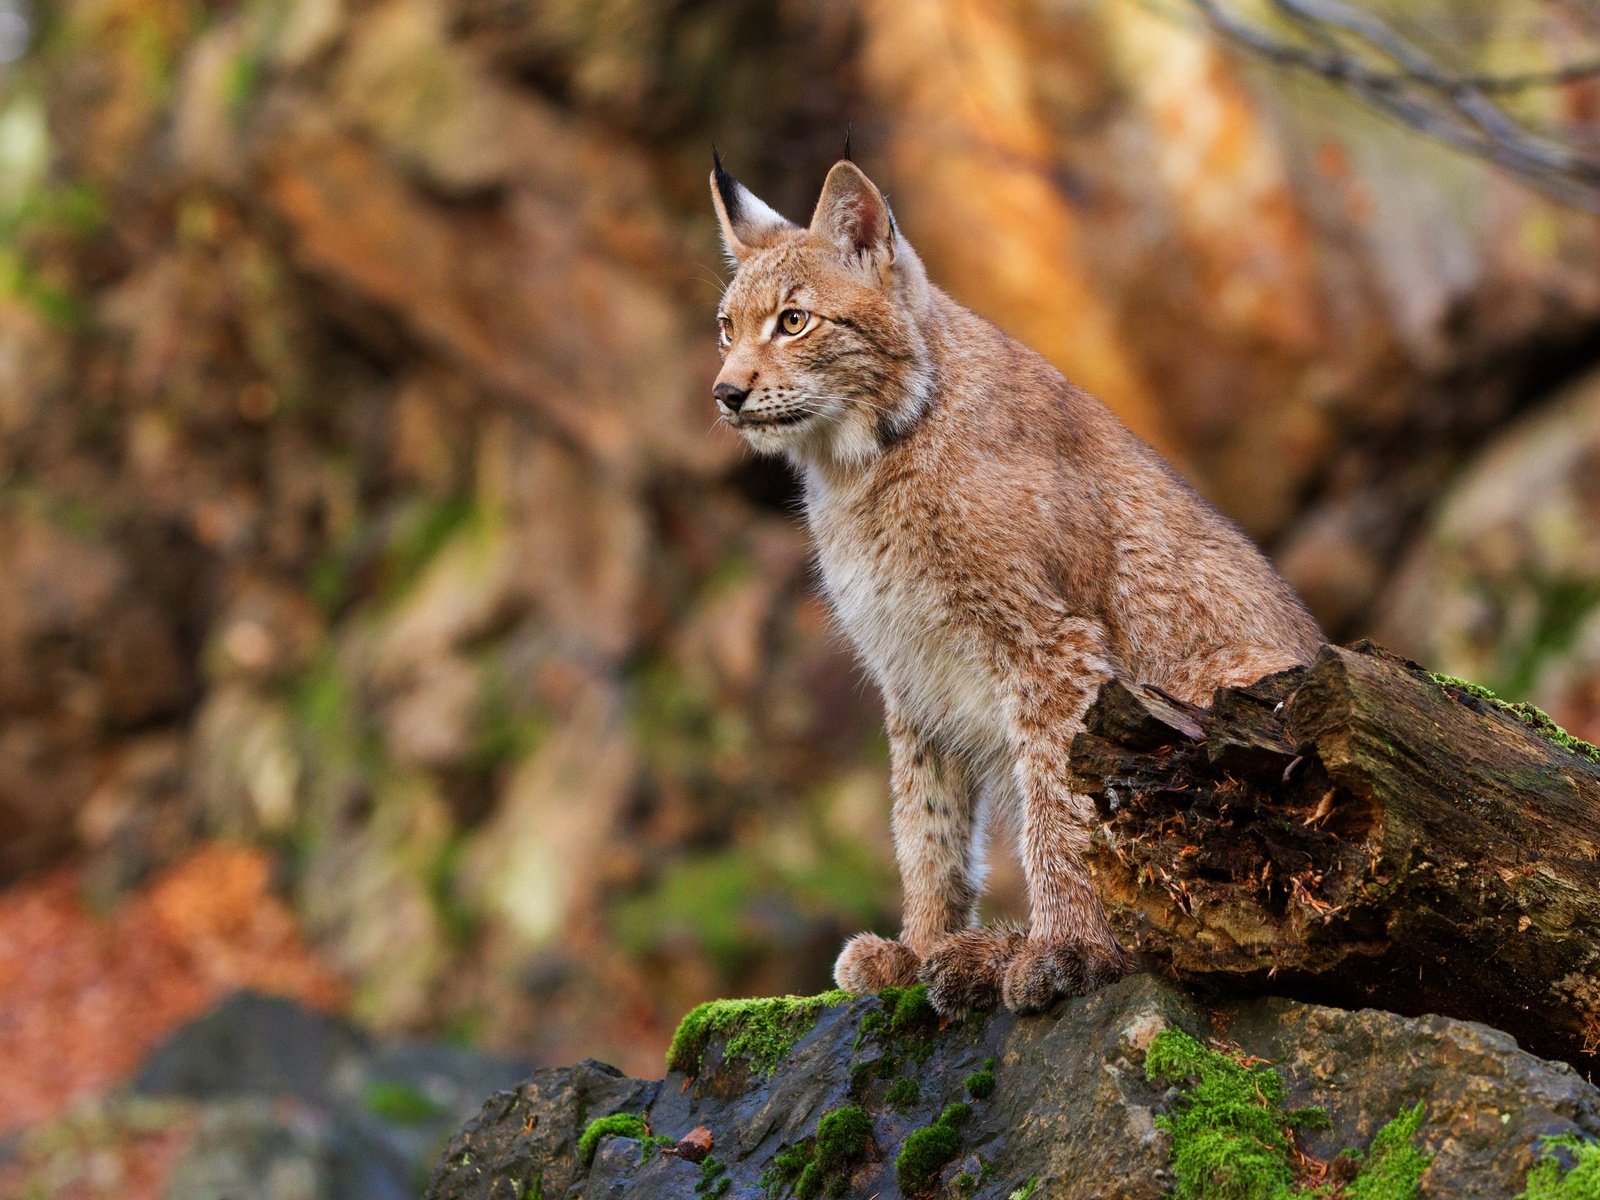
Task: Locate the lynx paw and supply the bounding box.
[834,933,921,993]
[918,925,1028,1020]
[1001,938,1133,1014]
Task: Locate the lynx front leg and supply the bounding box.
[835,710,979,994]
[1001,617,1132,1013]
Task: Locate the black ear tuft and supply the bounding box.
[843,126,853,163]
[712,145,741,222]
[710,153,798,261]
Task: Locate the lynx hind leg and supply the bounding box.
[919,923,1028,1020]
[835,932,921,993]
[1165,643,1313,708]
[995,615,1136,1014]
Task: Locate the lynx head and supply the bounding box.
[709,153,934,467]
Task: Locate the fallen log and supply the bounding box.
[1074,642,1600,1080]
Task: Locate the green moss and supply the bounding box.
[1346,1105,1429,1200]
[287,646,386,778]
[640,1134,676,1161]
[1009,1180,1041,1200]
[698,1155,732,1197]
[1146,1028,1429,1200]
[881,984,940,1038]
[667,990,852,1077]
[854,984,940,1069]
[0,172,105,331]
[577,1113,650,1166]
[427,831,483,948]
[886,1076,920,1111]
[1146,1027,1301,1198]
[1,179,107,239]
[522,1175,543,1200]
[965,1058,996,1100]
[1288,1106,1331,1133]
[895,1102,969,1195]
[1518,1135,1600,1200]
[896,1124,962,1195]
[629,655,750,774]
[765,1142,813,1193]
[361,1080,440,1125]
[761,1105,874,1198]
[1431,673,1600,764]
[815,1106,874,1174]
[0,479,102,540]
[848,1058,881,1098]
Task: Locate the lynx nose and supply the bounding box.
[713,383,749,413]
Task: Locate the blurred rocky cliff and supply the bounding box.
[2,0,1599,1076]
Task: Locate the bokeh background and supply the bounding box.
[2,0,1600,1193]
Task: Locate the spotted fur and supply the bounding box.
[709,159,1325,1017]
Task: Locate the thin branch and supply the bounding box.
[1179,0,1600,213]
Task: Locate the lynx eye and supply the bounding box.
[778,308,809,336]
[716,314,732,349]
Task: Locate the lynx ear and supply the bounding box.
[809,160,894,265]
[710,150,797,265]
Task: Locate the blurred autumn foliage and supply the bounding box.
[0,844,344,1132]
[1,0,1600,1163]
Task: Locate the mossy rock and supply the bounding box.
[1146,1027,1429,1199]
[427,976,1600,1200]
[763,1104,875,1198]
[667,990,853,1078]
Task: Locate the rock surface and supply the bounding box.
[423,977,1600,1199]
[134,991,532,1200]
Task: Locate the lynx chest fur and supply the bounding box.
[806,472,1010,762]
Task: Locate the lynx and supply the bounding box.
[708,154,1325,1017]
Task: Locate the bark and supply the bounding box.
[1073,642,1600,1079]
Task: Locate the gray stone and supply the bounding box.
[135,991,368,1108]
[164,1100,337,1200]
[138,992,532,1200]
[423,977,1600,1200]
